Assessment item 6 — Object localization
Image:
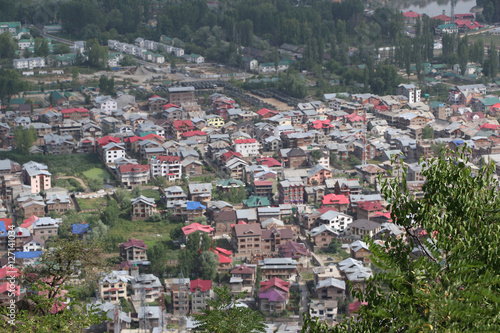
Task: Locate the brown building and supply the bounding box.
[213,210,237,235]
[308,225,339,249]
[232,223,262,257]
[261,227,294,254]
[130,196,157,220]
[168,87,195,105]
[45,194,73,214]
[119,238,148,262]
[281,148,309,168]
[165,278,190,316]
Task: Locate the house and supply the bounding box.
[118,164,150,188]
[232,223,262,257]
[280,148,309,168]
[234,138,260,157]
[148,95,167,112]
[100,142,126,164]
[119,238,148,262]
[22,161,51,194]
[169,201,206,221]
[332,178,362,196]
[130,274,162,303]
[349,219,382,239]
[130,196,157,220]
[397,84,421,103]
[188,183,213,202]
[32,217,59,240]
[309,300,338,323]
[258,277,290,314]
[186,53,205,64]
[150,155,182,181]
[95,96,117,115]
[261,227,294,254]
[258,258,298,281]
[182,158,203,176]
[350,240,371,264]
[278,178,304,204]
[99,271,131,303]
[230,263,256,294]
[190,279,213,314]
[168,119,195,140]
[253,180,274,201]
[165,278,190,316]
[307,165,333,185]
[318,210,353,232]
[308,225,339,249]
[168,87,195,105]
[13,57,45,69]
[213,210,237,235]
[356,201,386,220]
[182,222,214,240]
[322,194,349,213]
[45,194,73,214]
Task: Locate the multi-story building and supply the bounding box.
[167,119,195,140]
[130,196,157,220]
[22,161,51,194]
[233,138,260,157]
[99,271,130,303]
[150,155,182,181]
[32,217,59,240]
[315,278,346,301]
[119,238,148,262]
[165,278,190,316]
[317,210,353,232]
[308,225,339,249]
[130,274,162,303]
[188,183,213,202]
[190,279,213,314]
[258,278,290,314]
[258,258,298,281]
[168,86,195,105]
[101,142,126,164]
[278,177,304,204]
[45,194,73,214]
[95,95,117,115]
[397,84,421,103]
[13,57,45,69]
[118,164,150,188]
[253,180,274,201]
[232,223,262,257]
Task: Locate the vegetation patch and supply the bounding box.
[82,167,112,181]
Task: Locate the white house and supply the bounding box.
[397,84,421,104]
[13,57,45,70]
[234,138,260,157]
[150,155,182,181]
[101,142,126,164]
[95,95,118,115]
[186,54,204,64]
[318,210,353,232]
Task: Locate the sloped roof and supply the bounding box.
[190,278,211,292]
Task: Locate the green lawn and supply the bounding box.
[83,167,112,181]
[53,178,85,192]
[76,196,109,211]
[141,189,161,201]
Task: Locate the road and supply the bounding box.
[298,280,309,323]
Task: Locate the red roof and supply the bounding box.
[403,11,420,18]
[316,207,339,215]
[21,216,38,229]
[260,277,290,293]
[97,135,120,146]
[480,123,500,130]
[0,267,21,280]
[61,107,88,114]
[119,238,147,250]
[217,252,232,264]
[163,103,179,109]
[173,120,194,130]
[358,201,384,212]
[190,279,212,292]
[432,14,452,21]
[119,164,150,173]
[253,180,273,186]
[157,155,181,163]
[149,94,162,99]
[182,130,207,137]
[230,263,254,275]
[234,138,256,144]
[346,113,363,122]
[455,13,475,19]
[311,119,334,129]
[258,157,282,167]
[374,211,392,221]
[257,108,278,116]
[322,193,350,206]
[125,136,143,143]
[216,247,231,256]
[374,105,388,112]
[0,282,20,296]
[349,301,368,313]
[221,151,242,162]
[141,133,164,141]
[182,222,214,236]
[0,218,13,230]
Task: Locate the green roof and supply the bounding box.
[438,24,457,29]
[432,64,447,69]
[430,101,444,108]
[9,98,26,105]
[51,91,66,101]
[0,22,21,28]
[53,53,76,61]
[216,178,244,187]
[189,53,202,58]
[242,195,270,208]
[64,92,75,98]
[479,97,500,106]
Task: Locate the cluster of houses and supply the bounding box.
[402,11,483,35]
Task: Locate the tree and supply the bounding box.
[120,55,137,66]
[303,147,500,331]
[422,125,434,139]
[102,200,120,227]
[84,39,109,69]
[199,251,218,281]
[13,126,37,154]
[193,285,266,333]
[0,32,15,59]
[98,75,115,96]
[53,44,71,54]
[34,38,50,57]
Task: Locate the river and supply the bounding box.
[390,0,479,17]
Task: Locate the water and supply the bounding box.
[397,0,478,17]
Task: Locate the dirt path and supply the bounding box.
[245,92,291,111]
[59,176,89,190]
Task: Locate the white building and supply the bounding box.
[318,210,353,232]
[150,155,182,181]
[13,57,45,70]
[397,84,421,104]
[186,54,204,64]
[101,142,126,164]
[234,138,260,157]
[95,95,118,115]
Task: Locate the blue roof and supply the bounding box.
[15,251,42,259]
[0,221,6,236]
[72,223,90,235]
[452,139,465,145]
[186,201,206,210]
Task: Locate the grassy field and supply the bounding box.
[468,32,500,48]
[83,167,112,181]
[76,196,109,211]
[53,178,85,192]
[141,189,161,201]
[107,218,183,252]
[0,152,104,176]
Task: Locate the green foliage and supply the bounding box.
[278,70,308,99]
[0,68,29,101]
[13,126,37,154]
[422,125,434,140]
[0,32,15,59]
[199,251,219,281]
[102,200,120,227]
[303,147,500,332]
[178,231,217,280]
[53,44,71,55]
[120,54,137,66]
[324,239,342,254]
[86,177,103,192]
[193,285,266,333]
[34,37,50,57]
[120,297,133,313]
[213,187,247,205]
[85,39,109,69]
[98,75,115,96]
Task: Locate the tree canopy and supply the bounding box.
[13,126,37,154]
[303,147,500,332]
